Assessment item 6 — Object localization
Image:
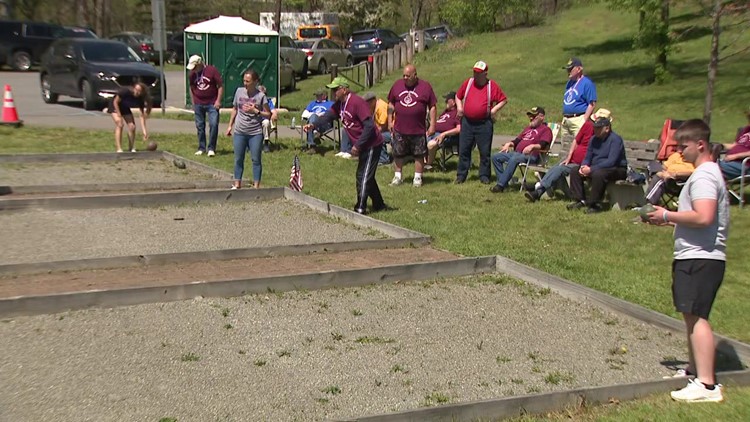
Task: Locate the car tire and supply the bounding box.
[345,57,353,67]
[81,80,99,111]
[166,50,178,65]
[12,51,32,71]
[300,60,308,80]
[317,59,327,75]
[40,74,59,104]
[288,72,297,91]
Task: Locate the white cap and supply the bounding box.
[186,55,203,70]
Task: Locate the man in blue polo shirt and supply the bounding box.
[302,89,335,154]
[561,57,597,140]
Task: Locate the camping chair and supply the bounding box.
[437,135,460,172]
[294,115,340,151]
[518,122,561,191]
[726,156,749,208]
[656,119,685,161]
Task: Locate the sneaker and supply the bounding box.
[340,153,352,159]
[423,164,433,171]
[195,150,204,156]
[335,152,344,157]
[263,143,271,153]
[230,185,239,190]
[207,150,215,157]
[130,148,137,153]
[567,201,586,210]
[525,189,541,202]
[116,149,123,153]
[670,379,723,403]
[489,184,504,193]
[413,177,423,187]
[663,369,693,379]
[389,176,403,186]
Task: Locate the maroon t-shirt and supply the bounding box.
[515,124,553,158]
[570,119,595,164]
[456,78,507,121]
[727,125,750,164]
[388,79,437,135]
[189,65,223,105]
[435,108,459,133]
[331,93,383,149]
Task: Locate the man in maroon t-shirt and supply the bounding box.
[455,60,508,184]
[304,77,388,215]
[188,55,224,157]
[490,106,552,192]
[718,108,750,180]
[425,91,461,170]
[387,64,437,187]
[525,108,611,202]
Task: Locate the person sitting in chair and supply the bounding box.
[258,85,279,153]
[567,114,627,213]
[302,89,335,155]
[425,91,461,171]
[489,106,552,193]
[644,146,695,206]
[717,108,750,180]
[362,92,392,164]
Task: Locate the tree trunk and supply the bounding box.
[274,0,282,32]
[703,0,722,125]
[75,0,86,26]
[656,0,669,71]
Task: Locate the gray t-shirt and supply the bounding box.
[232,87,266,136]
[674,162,729,261]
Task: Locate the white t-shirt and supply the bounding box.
[674,161,729,261]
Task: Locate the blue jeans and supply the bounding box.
[540,163,578,190]
[307,114,333,147]
[340,129,352,153]
[719,160,746,179]
[194,104,219,152]
[457,117,493,181]
[379,131,392,164]
[491,151,538,187]
[233,133,263,182]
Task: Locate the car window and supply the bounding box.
[81,42,141,62]
[0,23,20,37]
[299,27,327,39]
[64,27,97,39]
[296,41,314,49]
[26,24,55,38]
[351,32,376,42]
[280,37,291,48]
[132,34,153,44]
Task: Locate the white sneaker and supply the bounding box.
[663,368,691,379]
[670,379,723,403]
[413,177,423,187]
[423,164,433,171]
[116,149,123,153]
[195,150,204,156]
[335,152,344,157]
[389,176,403,186]
[340,153,352,159]
[130,148,136,153]
[207,150,215,157]
[230,185,239,190]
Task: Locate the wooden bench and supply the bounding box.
[606,140,660,210]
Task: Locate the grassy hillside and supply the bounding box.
[282,2,749,142]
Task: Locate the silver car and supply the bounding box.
[279,35,308,79]
[296,38,353,74]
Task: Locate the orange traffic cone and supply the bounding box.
[1,84,23,127]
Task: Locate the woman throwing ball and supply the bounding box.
[108,82,151,152]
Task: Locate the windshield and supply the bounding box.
[81,43,142,62]
[296,41,314,48]
[299,28,327,39]
[64,28,98,38]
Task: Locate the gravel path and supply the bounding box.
[0,160,217,186]
[0,275,687,422]
[1,201,382,265]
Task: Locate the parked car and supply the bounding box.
[62,26,98,39]
[0,20,65,71]
[296,38,353,74]
[424,25,454,43]
[400,31,437,51]
[39,38,165,110]
[296,24,345,47]
[279,58,296,92]
[165,31,184,64]
[279,35,308,78]
[346,28,403,62]
[109,32,158,64]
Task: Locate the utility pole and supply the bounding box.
[274,0,282,32]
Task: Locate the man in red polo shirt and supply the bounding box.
[387,64,437,187]
[455,60,508,184]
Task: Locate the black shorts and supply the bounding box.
[107,102,132,115]
[672,259,725,320]
[392,132,427,158]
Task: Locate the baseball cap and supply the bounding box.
[591,108,613,122]
[593,116,612,128]
[325,76,350,89]
[362,92,377,102]
[563,57,583,70]
[526,106,546,116]
[473,61,488,72]
[313,88,326,96]
[444,91,456,100]
[186,55,203,70]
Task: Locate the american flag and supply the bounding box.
[289,155,303,191]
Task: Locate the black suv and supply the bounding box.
[0,20,64,71]
[39,38,165,110]
[347,29,403,62]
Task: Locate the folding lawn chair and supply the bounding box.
[518,122,561,191]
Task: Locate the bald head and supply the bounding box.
[403,64,418,88]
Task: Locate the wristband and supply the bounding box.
[662,210,669,223]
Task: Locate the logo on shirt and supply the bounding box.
[341,110,355,129]
[437,112,450,124]
[397,90,419,108]
[196,75,211,91]
[521,128,538,141]
[311,105,328,115]
[738,132,750,147]
[563,87,578,105]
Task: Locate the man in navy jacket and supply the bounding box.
[567,115,627,213]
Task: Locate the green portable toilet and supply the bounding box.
[184,16,279,108]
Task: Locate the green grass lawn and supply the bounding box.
[3,2,749,420]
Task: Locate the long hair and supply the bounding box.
[135,82,152,115]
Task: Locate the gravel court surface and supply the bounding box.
[1,201,382,265]
[0,160,217,186]
[0,275,687,422]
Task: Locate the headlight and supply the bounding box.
[97,72,117,81]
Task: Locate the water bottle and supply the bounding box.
[291,117,296,129]
[417,199,427,204]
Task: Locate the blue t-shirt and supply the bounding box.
[305,99,334,116]
[562,76,596,115]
